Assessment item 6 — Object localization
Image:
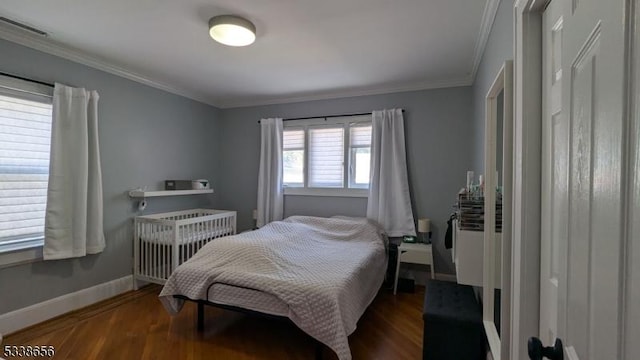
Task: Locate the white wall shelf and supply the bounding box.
[128,189,213,198]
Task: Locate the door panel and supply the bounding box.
[566,30,597,356]
[563,6,625,360]
[541,0,565,345]
[540,0,626,358]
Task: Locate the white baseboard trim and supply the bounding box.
[434,273,458,282]
[0,275,133,336]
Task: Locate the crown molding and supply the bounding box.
[470,0,502,81]
[218,76,473,109]
[0,22,219,108]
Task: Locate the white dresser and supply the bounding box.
[452,219,502,288]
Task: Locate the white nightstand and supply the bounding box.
[394,242,435,294]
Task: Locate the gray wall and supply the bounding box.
[284,197,367,219]
[0,39,222,314]
[1,29,481,314]
[218,87,475,275]
[472,0,515,173]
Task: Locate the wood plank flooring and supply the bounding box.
[4,285,425,359]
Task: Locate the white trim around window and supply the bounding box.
[283,187,369,197]
[0,238,44,268]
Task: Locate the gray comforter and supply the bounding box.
[159,215,387,360]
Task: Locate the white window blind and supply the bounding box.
[350,125,372,147]
[283,129,305,186]
[281,114,371,196]
[0,91,52,249]
[308,127,344,188]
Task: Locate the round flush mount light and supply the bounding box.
[208,15,256,47]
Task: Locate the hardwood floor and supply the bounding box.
[4,285,425,360]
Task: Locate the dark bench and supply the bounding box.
[423,280,485,360]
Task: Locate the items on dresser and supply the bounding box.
[456,189,502,232]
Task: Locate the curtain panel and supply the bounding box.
[256,118,284,227]
[44,83,104,260]
[366,109,416,237]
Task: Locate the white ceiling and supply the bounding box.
[0,0,495,108]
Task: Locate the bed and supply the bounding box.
[159,215,388,360]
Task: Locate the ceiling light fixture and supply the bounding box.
[208,15,256,47]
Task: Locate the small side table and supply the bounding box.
[394,242,435,294]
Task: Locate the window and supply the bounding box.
[282,129,304,186]
[282,115,371,197]
[0,75,53,254]
[308,126,344,188]
[349,125,372,188]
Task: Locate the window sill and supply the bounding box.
[284,187,369,198]
[0,240,44,269]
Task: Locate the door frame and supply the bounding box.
[483,60,514,360]
[512,1,547,359]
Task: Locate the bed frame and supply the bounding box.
[174,294,326,359]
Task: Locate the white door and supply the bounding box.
[539,0,627,358]
[540,0,564,346]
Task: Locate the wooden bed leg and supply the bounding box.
[197,302,204,332]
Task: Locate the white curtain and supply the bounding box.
[44,83,104,260]
[367,109,416,236]
[256,118,284,227]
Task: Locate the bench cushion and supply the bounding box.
[423,280,482,322]
[423,280,484,360]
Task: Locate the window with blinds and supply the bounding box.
[309,127,344,187]
[349,124,372,188]
[283,129,304,186]
[0,77,53,252]
[281,115,371,194]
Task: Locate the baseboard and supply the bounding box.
[0,275,133,336]
[434,273,458,282]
